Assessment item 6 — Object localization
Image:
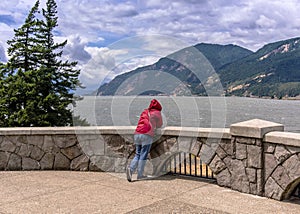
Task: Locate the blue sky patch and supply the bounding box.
[0,15,15,25]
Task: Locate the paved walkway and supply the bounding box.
[0,171,299,214]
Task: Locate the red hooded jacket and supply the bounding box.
[135,99,163,137]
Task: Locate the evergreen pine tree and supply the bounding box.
[0,0,87,127]
[0,1,41,126]
[34,0,82,126]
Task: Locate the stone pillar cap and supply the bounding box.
[230,119,284,138]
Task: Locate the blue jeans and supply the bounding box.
[129,134,153,178]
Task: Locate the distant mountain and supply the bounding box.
[97,37,300,98]
[97,43,253,96]
[220,37,300,98]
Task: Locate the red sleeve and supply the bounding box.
[155,111,163,128]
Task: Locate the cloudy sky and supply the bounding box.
[1,0,300,94]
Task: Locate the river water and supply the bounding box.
[73,96,300,133]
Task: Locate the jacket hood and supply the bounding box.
[148,99,162,111]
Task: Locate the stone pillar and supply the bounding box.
[230,119,284,196]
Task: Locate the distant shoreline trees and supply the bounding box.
[0,0,88,127]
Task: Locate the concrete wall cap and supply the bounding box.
[0,126,231,139]
[162,126,231,139]
[264,131,300,147]
[230,119,284,138]
[0,126,137,135]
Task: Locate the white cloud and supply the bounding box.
[78,46,130,90]
[79,47,115,87]
[0,23,14,53]
[77,35,187,93]
[138,0,167,8]
[140,35,189,56]
[3,0,300,51]
[64,35,91,63]
[1,0,300,92]
[256,15,277,29]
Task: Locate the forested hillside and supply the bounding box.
[97,37,300,98]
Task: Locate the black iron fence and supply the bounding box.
[162,152,215,180]
[162,153,300,202]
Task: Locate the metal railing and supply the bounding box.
[162,152,215,180]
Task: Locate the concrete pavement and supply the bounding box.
[0,171,299,214]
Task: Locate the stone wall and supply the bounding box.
[0,127,136,172]
[264,132,300,200]
[0,119,300,201]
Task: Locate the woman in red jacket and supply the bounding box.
[126,99,163,182]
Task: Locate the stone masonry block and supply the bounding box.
[264,177,284,200]
[18,144,33,157]
[53,135,77,148]
[7,153,22,170]
[42,137,60,154]
[77,134,102,142]
[106,145,125,158]
[54,153,70,170]
[218,139,232,157]
[80,139,105,157]
[90,156,114,172]
[255,139,262,147]
[26,136,44,148]
[272,165,291,190]
[264,143,276,154]
[274,145,291,164]
[178,137,193,153]
[283,154,300,181]
[40,153,55,170]
[215,146,227,160]
[256,169,263,196]
[70,154,89,171]
[199,143,215,165]
[61,145,83,160]
[30,146,45,161]
[209,155,226,174]
[236,143,247,160]
[22,157,40,170]
[106,135,125,148]
[216,168,231,187]
[190,141,201,157]
[114,157,127,173]
[236,137,256,145]
[0,138,16,153]
[149,147,162,159]
[264,153,278,179]
[250,183,257,195]
[286,145,300,154]
[0,152,10,169]
[230,159,250,194]
[247,145,262,169]
[166,137,178,152]
[246,168,256,183]
[89,161,102,172]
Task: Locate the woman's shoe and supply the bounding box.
[137,175,148,180]
[126,167,132,182]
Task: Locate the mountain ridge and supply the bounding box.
[97,37,300,98]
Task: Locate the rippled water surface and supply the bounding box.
[73,96,300,133]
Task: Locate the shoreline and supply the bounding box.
[81,94,300,101]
